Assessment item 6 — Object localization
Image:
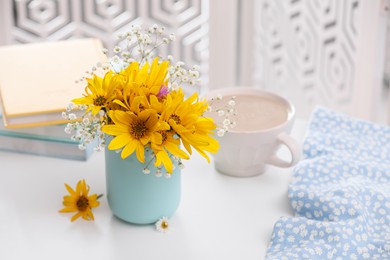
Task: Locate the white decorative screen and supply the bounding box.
[253,0,363,118]
[1,0,209,86]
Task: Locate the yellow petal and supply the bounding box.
[155,150,173,173]
[135,142,145,163]
[59,207,78,213]
[70,212,83,222]
[111,110,134,126]
[164,142,190,159]
[108,134,131,150]
[121,140,137,159]
[102,125,129,136]
[64,183,76,196]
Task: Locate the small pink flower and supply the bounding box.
[157,85,169,99]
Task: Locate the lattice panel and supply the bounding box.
[254,0,360,116]
[4,0,209,87]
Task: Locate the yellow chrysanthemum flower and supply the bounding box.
[112,58,169,112]
[152,130,190,173]
[161,89,219,163]
[128,57,169,95]
[102,109,170,162]
[59,179,101,222]
[72,71,120,114]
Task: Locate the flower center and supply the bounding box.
[170,114,181,125]
[130,120,148,139]
[159,131,168,144]
[76,196,89,211]
[94,96,107,106]
[161,220,169,229]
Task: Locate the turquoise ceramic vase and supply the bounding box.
[105,145,181,224]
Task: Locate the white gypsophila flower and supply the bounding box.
[168,34,176,41]
[192,65,200,71]
[143,168,151,175]
[190,70,199,78]
[182,76,189,82]
[158,26,165,34]
[82,117,90,124]
[218,110,225,117]
[223,118,230,126]
[64,127,72,134]
[178,161,185,169]
[155,169,163,177]
[228,100,236,106]
[114,46,122,53]
[217,129,225,137]
[68,113,77,120]
[66,103,74,111]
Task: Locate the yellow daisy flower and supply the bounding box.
[152,130,190,173]
[112,58,169,112]
[59,179,101,222]
[102,109,170,162]
[72,71,120,114]
[161,90,219,163]
[131,57,169,95]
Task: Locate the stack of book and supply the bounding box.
[0,38,106,160]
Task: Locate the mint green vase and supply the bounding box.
[105,146,181,224]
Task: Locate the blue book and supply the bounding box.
[0,114,93,161]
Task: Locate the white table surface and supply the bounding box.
[0,120,307,260]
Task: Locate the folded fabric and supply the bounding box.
[265,107,390,259]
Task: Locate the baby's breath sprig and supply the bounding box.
[114,24,175,68]
[168,61,201,90]
[113,24,200,90]
[79,24,200,91]
[63,103,106,151]
[208,95,237,137]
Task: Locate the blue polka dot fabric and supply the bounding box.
[265,107,390,259]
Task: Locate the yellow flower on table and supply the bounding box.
[59,179,100,222]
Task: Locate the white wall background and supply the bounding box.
[0,0,389,123]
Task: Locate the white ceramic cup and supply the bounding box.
[205,87,300,177]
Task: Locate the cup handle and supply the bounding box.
[266,132,301,168]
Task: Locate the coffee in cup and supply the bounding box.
[205,87,300,177]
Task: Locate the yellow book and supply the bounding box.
[0,38,106,128]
